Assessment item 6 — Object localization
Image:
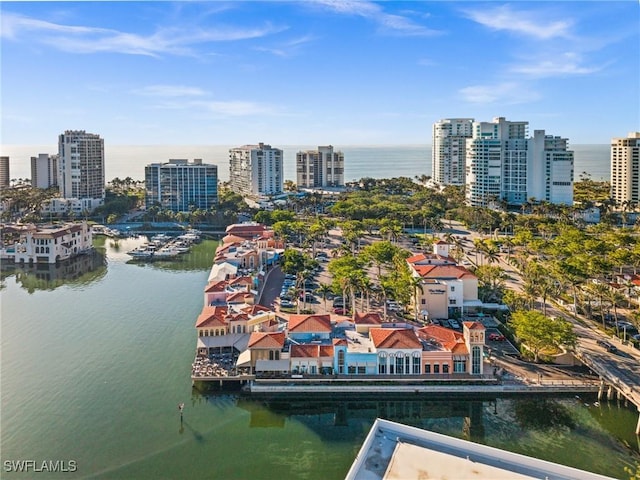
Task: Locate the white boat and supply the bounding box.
[154,247,180,259]
[127,244,156,259]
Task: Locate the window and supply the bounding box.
[424,363,431,374]
[433,364,440,374]
[412,355,421,374]
[454,358,466,373]
[443,364,449,374]
[472,346,481,375]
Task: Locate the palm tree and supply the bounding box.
[408,276,424,322]
[316,283,333,313]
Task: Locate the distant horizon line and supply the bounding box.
[1,142,611,148]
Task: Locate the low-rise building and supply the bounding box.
[1,222,92,264]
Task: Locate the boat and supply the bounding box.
[154,246,180,259]
[126,244,156,259]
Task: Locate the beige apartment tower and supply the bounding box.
[296,145,344,188]
[611,132,640,206]
[0,156,9,188]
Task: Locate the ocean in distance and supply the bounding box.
[2,144,610,184]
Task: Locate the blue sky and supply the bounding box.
[1,1,638,145]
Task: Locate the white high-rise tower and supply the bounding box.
[432,119,473,186]
[58,130,105,211]
[611,132,640,206]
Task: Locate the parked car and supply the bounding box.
[299,291,315,302]
[488,333,506,341]
[596,339,618,353]
[280,299,295,308]
[333,307,350,315]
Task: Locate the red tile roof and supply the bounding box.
[204,280,227,293]
[288,314,332,333]
[195,306,229,328]
[412,264,475,279]
[248,331,285,349]
[463,321,485,330]
[353,312,383,325]
[333,338,348,347]
[370,328,421,349]
[241,304,272,316]
[290,344,335,358]
[226,291,250,303]
[418,325,467,353]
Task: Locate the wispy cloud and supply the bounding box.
[310,0,441,36]
[459,82,540,105]
[254,34,316,57]
[0,12,285,57]
[510,52,604,78]
[134,85,209,97]
[463,5,572,39]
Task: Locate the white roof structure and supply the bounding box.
[346,418,615,480]
[208,261,238,282]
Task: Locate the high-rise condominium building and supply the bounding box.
[228,143,283,198]
[528,131,574,205]
[58,130,105,211]
[296,145,344,188]
[466,117,528,207]
[145,159,218,213]
[432,119,474,186]
[611,132,640,206]
[31,154,59,189]
[465,117,573,208]
[0,156,9,188]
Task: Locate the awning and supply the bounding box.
[255,359,290,372]
[236,349,252,367]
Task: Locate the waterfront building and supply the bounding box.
[58,130,105,212]
[296,145,344,189]
[465,117,573,208]
[144,159,218,213]
[0,221,92,264]
[346,418,614,480]
[407,242,478,319]
[611,132,640,206]
[228,143,283,198]
[0,156,9,188]
[31,153,58,189]
[432,118,474,186]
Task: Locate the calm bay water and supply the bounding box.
[1,237,638,479]
[1,144,610,184]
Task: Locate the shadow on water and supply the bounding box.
[514,398,576,431]
[0,248,107,293]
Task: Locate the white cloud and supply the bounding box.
[254,34,316,57]
[1,12,285,57]
[134,85,209,97]
[195,100,278,117]
[463,5,572,39]
[310,0,441,36]
[511,53,603,78]
[459,82,540,105]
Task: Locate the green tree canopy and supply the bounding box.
[510,310,577,362]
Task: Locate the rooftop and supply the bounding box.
[346,418,615,480]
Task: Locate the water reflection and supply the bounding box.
[514,398,576,431]
[1,249,107,293]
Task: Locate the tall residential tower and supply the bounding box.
[31,154,59,189]
[0,156,9,188]
[465,117,573,208]
[432,119,473,186]
[296,145,344,189]
[611,132,640,206]
[228,143,283,198]
[58,130,105,211]
[145,159,218,213]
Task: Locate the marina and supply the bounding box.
[1,236,638,479]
